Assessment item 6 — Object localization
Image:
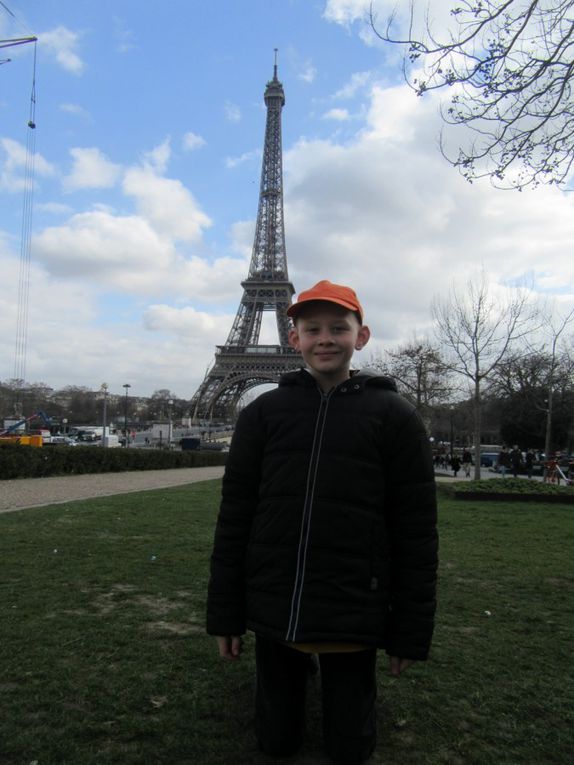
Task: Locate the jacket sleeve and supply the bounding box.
[383,401,438,660]
[206,401,265,636]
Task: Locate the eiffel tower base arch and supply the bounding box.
[191,346,302,420]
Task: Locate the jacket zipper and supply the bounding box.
[285,386,333,642]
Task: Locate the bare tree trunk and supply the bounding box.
[541,305,574,457]
[473,377,481,480]
[544,386,554,458]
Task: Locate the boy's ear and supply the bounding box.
[355,325,371,351]
[288,327,300,351]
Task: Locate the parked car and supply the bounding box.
[46,436,78,446]
[480,452,499,468]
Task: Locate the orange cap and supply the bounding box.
[287,280,363,322]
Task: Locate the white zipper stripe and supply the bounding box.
[289,404,330,638]
[286,392,324,639]
[285,389,332,641]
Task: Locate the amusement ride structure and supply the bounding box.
[1,5,38,416]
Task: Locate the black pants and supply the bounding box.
[255,635,377,764]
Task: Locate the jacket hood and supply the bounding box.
[279,366,398,393]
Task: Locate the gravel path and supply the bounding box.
[0,467,509,515]
[0,466,225,514]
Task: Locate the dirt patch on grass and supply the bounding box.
[90,585,196,625]
[94,592,116,614]
[145,620,203,635]
[112,584,138,593]
[545,577,573,589]
[459,626,479,635]
[134,595,182,616]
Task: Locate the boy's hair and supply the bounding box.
[287,280,364,324]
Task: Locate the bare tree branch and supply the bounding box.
[371,0,574,188]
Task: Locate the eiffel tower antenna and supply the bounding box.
[191,54,302,420]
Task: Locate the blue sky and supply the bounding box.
[1,0,573,400]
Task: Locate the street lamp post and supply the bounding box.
[168,398,173,449]
[123,384,131,447]
[100,383,108,447]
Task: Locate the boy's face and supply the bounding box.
[288,302,370,391]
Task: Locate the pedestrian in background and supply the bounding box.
[510,445,522,478]
[498,446,510,477]
[461,449,472,478]
[451,453,461,478]
[525,449,534,479]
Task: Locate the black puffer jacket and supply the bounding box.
[206,368,438,659]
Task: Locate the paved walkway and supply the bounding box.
[0,466,225,514]
[0,466,532,515]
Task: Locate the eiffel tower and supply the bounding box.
[191,55,302,420]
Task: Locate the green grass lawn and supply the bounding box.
[0,480,572,764]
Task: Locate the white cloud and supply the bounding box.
[365,83,421,141]
[0,253,102,386]
[31,206,244,301]
[113,16,136,53]
[229,220,255,257]
[40,26,84,74]
[143,304,234,339]
[0,249,221,395]
[225,149,261,169]
[182,132,206,151]
[59,103,90,119]
[299,62,317,83]
[324,0,422,46]
[283,79,574,347]
[142,138,172,174]
[32,210,175,282]
[0,138,56,191]
[322,108,350,121]
[326,0,482,48]
[224,101,241,123]
[0,282,216,396]
[123,165,211,242]
[36,202,74,215]
[63,147,122,191]
[334,71,372,99]
[323,0,371,25]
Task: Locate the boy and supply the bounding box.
[206,280,438,764]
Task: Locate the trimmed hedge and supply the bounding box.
[0,443,227,481]
[438,477,574,502]
[453,492,574,503]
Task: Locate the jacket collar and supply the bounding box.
[279,367,397,393]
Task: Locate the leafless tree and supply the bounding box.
[432,271,537,478]
[537,304,574,455]
[370,337,452,412]
[489,345,574,449]
[370,0,574,189]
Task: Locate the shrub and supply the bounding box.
[0,443,226,480]
[437,477,574,499]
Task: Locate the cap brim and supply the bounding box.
[287,297,362,321]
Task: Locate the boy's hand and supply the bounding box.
[389,656,415,677]
[215,635,243,660]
